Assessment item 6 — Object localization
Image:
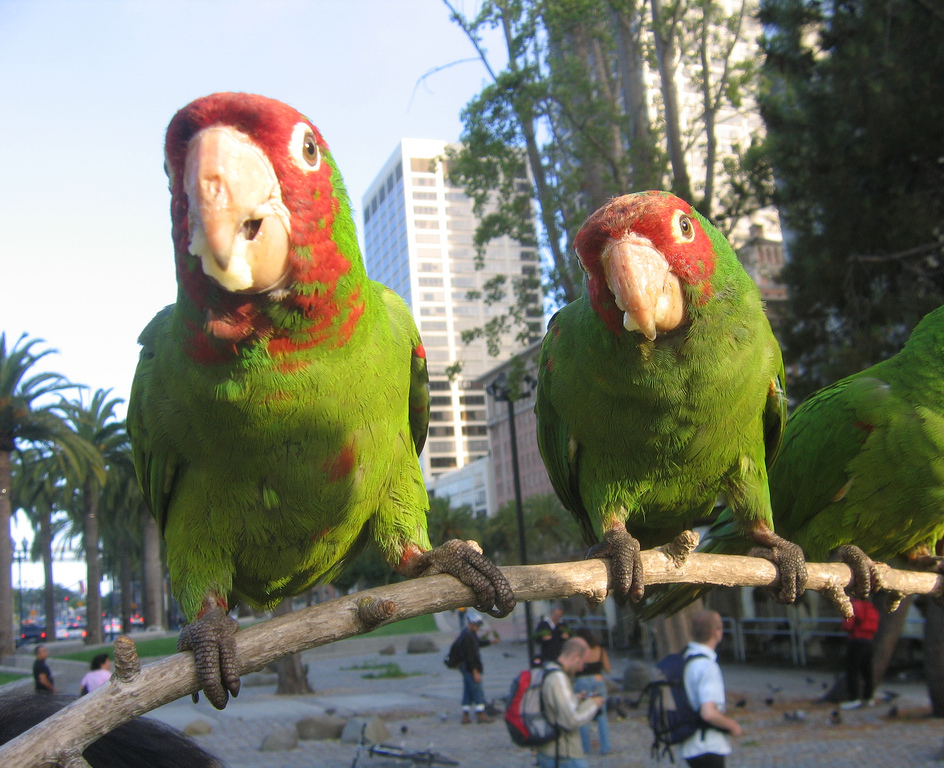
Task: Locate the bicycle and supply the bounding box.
[350,724,460,767]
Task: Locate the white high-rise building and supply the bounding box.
[362,138,543,480]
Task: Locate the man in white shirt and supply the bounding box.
[680,610,742,768]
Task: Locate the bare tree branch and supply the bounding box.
[2,546,941,767]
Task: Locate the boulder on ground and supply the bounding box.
[259,728,299,752]
[296,714,346,741]
[340,716,392,745]
[406,636,438,654]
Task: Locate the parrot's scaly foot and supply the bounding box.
[178,603,240,710]
[405,539,516,618]
[747,526,807,603]
[587,524,643,604]
[829,544,876,599]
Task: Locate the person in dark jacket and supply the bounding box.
[533,604,570,666]
[455,609,496,723]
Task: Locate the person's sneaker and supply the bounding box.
[476,712,494,724]
[461,712,472,724]
[840,699,863,710]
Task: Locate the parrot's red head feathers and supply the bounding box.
[164,93,365,362]
[574,191,717,339]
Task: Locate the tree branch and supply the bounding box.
[2,547,942,767]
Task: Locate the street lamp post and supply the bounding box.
[486,371,537,665]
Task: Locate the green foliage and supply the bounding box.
[480,493,583,565]
[343,661,422,679]
[758,0,944,398]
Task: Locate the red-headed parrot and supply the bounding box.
[642,304,944,616]
[129,93,514,708]
[535,191,805,604]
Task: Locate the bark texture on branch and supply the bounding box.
[2,548,941,767]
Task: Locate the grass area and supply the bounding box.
[59,635,179,664]
[0,672,28,686]
[57,612,437,663]
[361,612,437,637]
[342,662,420,679]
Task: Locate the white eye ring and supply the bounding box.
[290,122,321,172]
[673,209,696,242]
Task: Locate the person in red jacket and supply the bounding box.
[840,598,880,709]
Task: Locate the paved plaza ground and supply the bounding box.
[5,618,943,767]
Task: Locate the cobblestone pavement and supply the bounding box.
[137,627,944,768]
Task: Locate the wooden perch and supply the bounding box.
[2,545,942,767]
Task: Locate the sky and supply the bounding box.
[0,0,501,589]
[0,0,500,414]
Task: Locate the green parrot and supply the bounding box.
[129,93,514,708]
[642,303,944,617]
[535,191,805,605]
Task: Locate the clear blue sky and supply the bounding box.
[0,0,500,414]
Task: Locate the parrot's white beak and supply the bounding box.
[601,235,685,341]
[184,126,291,293]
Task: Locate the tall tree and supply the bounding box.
[442,0,768,364]
[758,0,944,398]
[63,389,125,646]
[0,333,100,655]
[11,447,74,642]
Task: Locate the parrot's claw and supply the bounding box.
[410,539,516,618]
[587,524,644,604]
[830,544,876,599]
[178,604,241,710]
[747,527,807,604]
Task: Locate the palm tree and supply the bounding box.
[99,438,151,635]
[10,447,74,642]
[0,333,100,655]
[62,389,125,646]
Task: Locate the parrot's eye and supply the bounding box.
[675,212,696,242]
[302,133,320,166]
[290,122,322,172]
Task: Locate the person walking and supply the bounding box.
[454,609,495,724]
[680,610,742,768]
[841,597,880,709]
[538,637,604,768]
[573,628,611,755]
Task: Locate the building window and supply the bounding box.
[414,206,439,215]
[431,457,457,469]
[415,220,440,229]
[428,426,455,437]
[418,277,444,287]
[413,177,435,187]
[430,396,452,406]
[418,263,441,272]
[413,191,437,200]
[411,157,435,173]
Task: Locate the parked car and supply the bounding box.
[16,624,47,648]
[65,620,87,640]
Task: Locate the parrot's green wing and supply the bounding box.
[379,286,429,456]
[128,305,179,536]
[535,309,597,547]
[764,361,788,469]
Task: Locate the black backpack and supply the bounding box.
[443,636,463,669]
[646,652,716,762]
